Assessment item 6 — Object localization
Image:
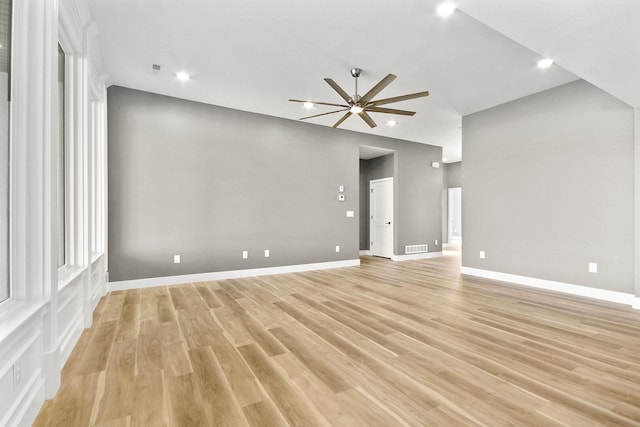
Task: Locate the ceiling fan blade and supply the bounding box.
[299,108,349,121]
[289,99,349,108]
[366,107,416,116]
[332,111,352,128]
[324,79,353,104]
[359,74,397,104]
[369,91,430,107]
[359,111,377,128]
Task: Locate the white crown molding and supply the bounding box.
[59,0,83,53]
[461,266,637,308]
[109,259,361,292]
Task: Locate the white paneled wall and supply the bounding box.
[0,0,107,425]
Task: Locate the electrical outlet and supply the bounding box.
[242,251,248,259]
[588,262,598,273]
[479,251,486,259]
[173,255,181,264]
[335,245,340,253]
[264,249,270,258]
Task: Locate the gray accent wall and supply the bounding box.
[359,154,395,250]
[108,86,442,281]
[462,80,635,293]
[445,162,461,188]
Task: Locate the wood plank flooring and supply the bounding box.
[33,252,640,426]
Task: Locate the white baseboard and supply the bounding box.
[461,266,637,307]
[391,252,443,262]
[109,259,361,291]
[359,250,371,256]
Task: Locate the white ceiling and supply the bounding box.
[87,0,638,162]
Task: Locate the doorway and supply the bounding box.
[370,177,393,258]
[447,187,462,246]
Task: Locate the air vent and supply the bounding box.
[405,244,428,254]
[152,64,161,72]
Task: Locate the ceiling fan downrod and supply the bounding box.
[350,68,362,104]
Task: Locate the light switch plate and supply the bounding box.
[346,210,354,217]
[339,185,344,192]
[264,249,270,258]
[174,255,181,264]
[242,251,248,259]
[479,251,485,259]
[588,262,597,273]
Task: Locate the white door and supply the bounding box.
[370,178,393,258]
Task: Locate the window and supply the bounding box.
[0,0,12,303]
[57,43,66,269]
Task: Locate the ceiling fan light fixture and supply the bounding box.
[437,2,456,17]
[350,105,364,114]
[303,102,314,109]
[387,120,397,127]
[176,71,190,81]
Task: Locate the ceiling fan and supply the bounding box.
[289,68,429,128]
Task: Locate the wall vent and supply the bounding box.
[405,244,428,254]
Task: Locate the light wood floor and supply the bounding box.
[34,252,640,426]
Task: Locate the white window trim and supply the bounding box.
[57,16,86,290]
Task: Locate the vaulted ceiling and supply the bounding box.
[87,0,639,162]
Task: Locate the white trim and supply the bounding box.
[633,298,640,310]
[391,252,443,262]
[461,266,636,307]
[359,250,371,256]
[634,108,640,310]
[3,374,45,427]
[109,259,361,291]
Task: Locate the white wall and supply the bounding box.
[0,71,8,301]
[0,1,108,426]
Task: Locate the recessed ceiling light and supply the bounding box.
[176,72,190,81]
[537,58,554,69]
[437,2,456,17]
[303,102,314,109]
[350,105,364,114]
[387,120,397,127]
